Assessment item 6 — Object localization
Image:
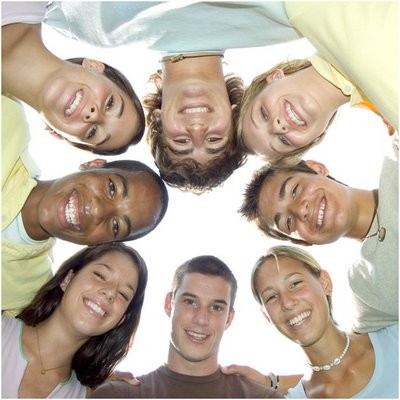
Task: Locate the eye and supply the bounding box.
[86,125,97,140]
[210,304,223,312]
[173,138,190,144]
[105,96,114,111]
[261,106,269,121]
[112,218,120,237]
[291,280,303,289]
[94,271,105,280]
[108,179,116,197]
[118,290,129,302]
[291,184,299,199]
[206,137,222,143]
[264,293,277,304]
[279,135,290,146]
[183,298,196,307]
[286,215,293,231]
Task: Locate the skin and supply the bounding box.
[257,160,375,244]
[19,251,139,398]
[254,256,375,398]
[241,67,348,159]
[155,56,234,165]
[2,23,139,152]
[165,273,235,376]
[21,167,163,245]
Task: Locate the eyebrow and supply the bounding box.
[115,173,133,238]
[273,176,293,228]
[95,262,136,293]
[180,292,229,306]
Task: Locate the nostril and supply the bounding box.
[90,107,95,113]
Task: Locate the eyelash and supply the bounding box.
[105,96,114,111]
[86,125,97,139]
[279,135,290,146]
[261,107,269,121]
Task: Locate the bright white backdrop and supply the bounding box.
[23,23,388,377]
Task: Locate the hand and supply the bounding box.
[79,158,107,171]
[221,364,267,386]
[108,370,141,386]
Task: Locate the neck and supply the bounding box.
[2,23,64,109]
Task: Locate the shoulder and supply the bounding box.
[90,380,140,398]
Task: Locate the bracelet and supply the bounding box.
[267,372,280,390]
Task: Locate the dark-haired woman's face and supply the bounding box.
[59,250,139,337]
[39,60,140,152]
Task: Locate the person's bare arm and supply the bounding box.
[221,364,303,395]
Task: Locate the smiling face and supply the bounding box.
[254,256,331,346]
[39,59,140,153]
[258,168,355,244]
[37,168,162,245]
[59,251,139,337]
[241,69,335,160]
[165,273,234,372]
[159,83,234,164]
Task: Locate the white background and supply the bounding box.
[24,23,388,377]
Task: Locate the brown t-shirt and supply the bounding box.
[92,365,282,398]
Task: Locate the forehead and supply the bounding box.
[177,273,231,300]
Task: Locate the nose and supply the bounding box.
[84,104,100,122]
[85,196,111,224]
[99,285,116,303]
[273,116,288,134]
[193,306,209,326]
[290,197,309,222]
[280,292,297,311]
[186,123,208,145]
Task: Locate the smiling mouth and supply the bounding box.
[186,330,208,341]
[182,106,211,114]
[65,190,81,230]
[65,90,83,117]
[285,102,306,127]
[316,198,326,229]
[85,299,106,317]
[289,311,310,326]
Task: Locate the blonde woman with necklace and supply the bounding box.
[2,243,148,398]
[224,245,398,398]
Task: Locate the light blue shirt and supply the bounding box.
[45,1,300,53]
[286,324,399,398]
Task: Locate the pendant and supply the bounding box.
[378,227,386,242]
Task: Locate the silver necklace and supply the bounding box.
[309,332,350,372]
[161,51,224,63]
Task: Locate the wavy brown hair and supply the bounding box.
[143,71,246,193]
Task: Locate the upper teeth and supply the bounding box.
[187,330,207,340]
[317,199,326,228]
[183,107,209,114]
[66,90,83,116]
[85,300,106,317]
[289,311,310,326]
[286,103,305,126]
[65,192,79,227]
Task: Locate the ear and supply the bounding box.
[224,308,235,330]
[45,125,64,140]
[79,158,107,171]
[260,306,271,323]
[320,270,333,295]
[164,292,173,317]
[60,270,75,292]
[82,58,106,73]
[153,109,162,120]
[266,69,285,84]
[305,160,329,176]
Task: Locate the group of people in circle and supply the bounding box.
[2,1,398,398]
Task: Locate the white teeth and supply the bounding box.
[289,311,310,326]
[286,103,305,126]
[187,330,207,340]
[66,90,83,116]
[317,199,326,228]
[183,107,209,114]
[65,193,79,226]
[85,300,106,316]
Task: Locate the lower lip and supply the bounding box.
[84,299,105,319]
[285,101,306,129]
[186,331,207,344]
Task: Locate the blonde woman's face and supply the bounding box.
[241,70,333,160]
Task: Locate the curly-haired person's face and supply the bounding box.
[157,83,235,164]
